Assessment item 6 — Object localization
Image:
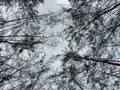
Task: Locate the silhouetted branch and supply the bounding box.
[74,55,120,66]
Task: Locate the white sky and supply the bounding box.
[42,0,70,70]
[56,0,70,5]
[44,0,71,12]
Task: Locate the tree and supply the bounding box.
[0,0,54,90]
[1,0,120,90]
[62,0,120,90]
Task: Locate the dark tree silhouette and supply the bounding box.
[62,0,120,90]
[0,0,120,90]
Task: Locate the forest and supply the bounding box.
[0,0,120,90]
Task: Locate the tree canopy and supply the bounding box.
[0,0,120,90]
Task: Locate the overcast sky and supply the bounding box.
[39,0,71,67]
[43,0,70,12]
